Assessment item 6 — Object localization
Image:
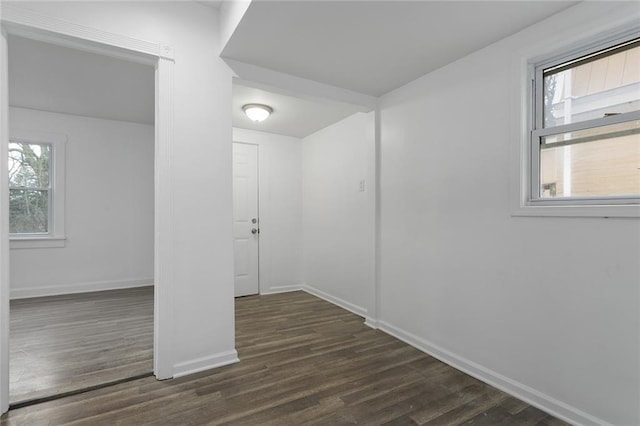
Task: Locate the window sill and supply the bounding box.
[10,236,66,249]
[511,203,640,218]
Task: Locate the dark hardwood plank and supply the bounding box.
[9,286,154,404]
[1,291,567,425]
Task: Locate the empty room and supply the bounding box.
[0,1,638,426]
[5,35,155,404]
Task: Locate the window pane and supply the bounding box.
[9,189,49,234]
[540,121,640,198]
[543,42,640,127]
[8,142,50,188]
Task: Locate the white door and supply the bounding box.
[232,143,259,297]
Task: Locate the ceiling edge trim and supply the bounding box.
[0,3,172,62]
[226,58,378,111]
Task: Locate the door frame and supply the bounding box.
[0,5,176,413]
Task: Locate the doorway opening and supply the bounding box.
[1,11,176,411]
[6,34,155,405]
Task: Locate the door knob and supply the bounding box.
[251,228,259,235]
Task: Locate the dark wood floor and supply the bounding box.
[9,286,153,404]
[2,291,567,425]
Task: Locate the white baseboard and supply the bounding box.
[301,284,368,318]
[10,278,154,299]
[364,318,379,329]
[377,320,609,426]
[173,350,239,378]
[260,284,303,295]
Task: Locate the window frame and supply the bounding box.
[8,131,66,248]
[530,34,640,206]
[511,24,640,218]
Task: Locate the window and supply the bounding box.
[530,34,640,207]
[9,142,51,234]
[8,133,66,248]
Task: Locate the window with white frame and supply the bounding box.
[9,141,51,234]
[8,134,66,247]
[530,34,639,206]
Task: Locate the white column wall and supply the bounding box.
[0,27,10,415]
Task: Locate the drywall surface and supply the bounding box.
[301,112,375,317]
[8,1,236,374]
[378,3,639,425]
[232,128,303,294]
[219,1,251,54]
[9,107,153,298]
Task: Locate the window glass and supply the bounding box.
[8,142,51,234]
[9,189,49,233]
[540,120,640,198]
[543,41,640,128]
[532,35,640,205]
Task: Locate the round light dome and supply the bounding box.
[243,104,273,122]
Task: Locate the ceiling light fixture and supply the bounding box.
[243,103,273,122]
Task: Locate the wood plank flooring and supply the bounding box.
[9,286,153,404]
[2,291,567,425]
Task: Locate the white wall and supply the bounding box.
[301,112,375,318]
[7,1,237,376]
[9,107,153,298]
[377,3,639,425]
[232,128,303,294]
[219,1,251,54]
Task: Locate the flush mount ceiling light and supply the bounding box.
[243,103,273,122]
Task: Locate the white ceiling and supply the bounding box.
[8,35,155,125]
[233,82,364,138]
[6,1,581,137]
[197,1,223,10]
[222,1,579,97]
